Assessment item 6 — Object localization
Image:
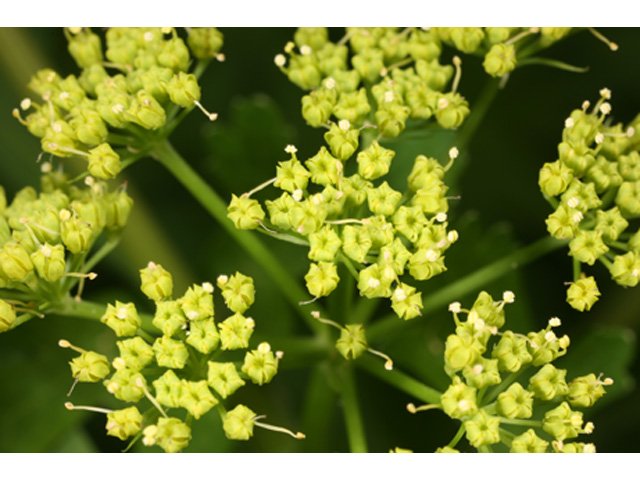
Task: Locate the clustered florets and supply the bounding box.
[406,290,612,453]
[13,27,224,181]
[0,172,132,333]
[540,89,640,311]
[60,264,303,452]
[228,140,460,320]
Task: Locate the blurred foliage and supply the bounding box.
[0,27,638,452]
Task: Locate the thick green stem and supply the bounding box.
[368,235,567,342]
[150,139,321,335]
[337,365,368,453]
[356,355,441,405]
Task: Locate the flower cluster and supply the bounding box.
[227,141,459,320]
[0,171,132,333]
[275,27,470,133]
[60,265,303,452]
[539,89,640,311]
[407,290,612,452]
[13,27,223,180]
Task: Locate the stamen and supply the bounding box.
[253,416,305,439]
[193,100,218,121]
[64,402,113,415]
[135,377,168,418]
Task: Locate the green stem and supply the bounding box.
[150,139,321,335]
[368,235,567,342]
[356,355,441,404]
[573,257,582,282]
[301,363,337,452]
[448,423,466,449]
[337,365,368,453]
[499,418,541,427]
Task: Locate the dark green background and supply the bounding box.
[0,28,638,452]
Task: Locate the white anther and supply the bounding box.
[436,212,447,223]
[567,197,580,208]
[59,209,71,221]
[447,230,459,243]
[245,317,255,329]
[548,317,561,327]
[595,132,604,144]
[599,102,612,115]
[59,91,69,102]
[436,239,448,249]
[632,269,640,278]
[285,144,297,154]
[457,399,471,412]
[448,302,461,313]
[599,88,611,100]
[503,291,515,304]
[111,104,125,114]
[202,282,214,293]
[292,189,303,201]
[582,100,591,110]
[603,377,614,385]
[258,342,271,354]
[41,244,52,258]
[393,288,407,302]
[368,277,381,290]
[384,91,395,103]
[112,357,126,370]
[449,147,459,159]
[425,249,438,262]
[41,162,52,173]
[52,122,63,133]
[186,310,199,321]
[116,308,128,320]
[216,274,228,286]
[20,98,32,110]
[284,41,295,54]
[143,31,155,42]
[627,127,635,137]
[300,45,312,56]
[564,117,575,128]
[338,119,351,131]
[84,176,95,187]
[573,211,584,224]
[544,331,557,343]
[438,98,449,109]
[311,311,320,319]
[584,422,595,434]
[472,364,484,375]
[274,54,286,67]
[324,77,336,89]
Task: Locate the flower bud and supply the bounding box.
[286,54,322,90]
[390,282,423,320]
[140,262,173,301]
[275,159,311,193]
[449,27,485,54]
[616,180,640,217]
[462,357,501,389]
[152,300,186,337]
[67,28,103,68]
[242,344,279,385]
[497,382,534,419]
[357,264,393,299]
[542,402,582,441]
[69,351,111,382]
[545,205,580,240]
[528,363,569,401]
[367,181,402,217]
[106,406,143,441]
[483,43,517,77]
[510,429,549,453]
[595,207,628,242]
[125,90,166,130]
[568,229,608,266]
[566,276,600,311]
[609,251,640,287]
[357,140,395,181]
[308,226,342,262]
[167,72,201,107]
[153,335,189,369]
[444,334,483,372]
[207,362,245,399]
[152,369,183,408]
[301,89,335,127]
[0,242,34,282]
[223,404,256,441]
[352,48,384,83]
[31,243,65,282]
[435,92,470,130]
[104,368,147,402]
[441,376,478,419]
[471,291,506,329]
[568,373,609,408]
[375,103,411,138]
[179,380,218,419]
[158,37,191,72]
[86,143,121,180]
[60,215,96,255]
[0,300,17,333]
[227,194,265,230]
[101,301,141,337]
[155,417,191,453]
[539,160,574,197]
[116,336,154,372]
[408,248,447,281]
[464,410,501,448]
[415,59,454,91]
[333,88,371,125]
[491,330,532,372]
[187,28,224,60]
[324,121,359,161]
[336,324,368,360]
[305,261,340,298]
[219,313,254,350]
[69,107,108,146]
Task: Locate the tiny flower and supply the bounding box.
[101,301,141,337]
[106,406,143,441]
[153,336,189,369]
[140,261,173,301]
[207,362,246,399]
[154,417,191,453]
[223,404,256,441]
